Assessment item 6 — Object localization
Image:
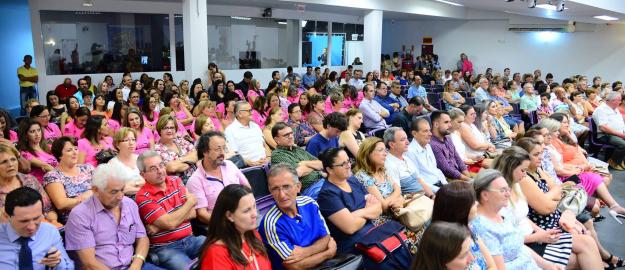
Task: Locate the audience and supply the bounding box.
[413,221,474,270]
[384,127,433,196]
[154,115,198,181]
[271,122,323,190]
[31,105,62,145]
[359,84,390,131]
[338,108,366,158]
[429,110,472,181]
[125,108,156,154]
[305,112,347,157]
[224,101,269,167]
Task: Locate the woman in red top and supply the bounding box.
[200,184,271,270]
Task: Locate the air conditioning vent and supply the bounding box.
[508,24,575,32]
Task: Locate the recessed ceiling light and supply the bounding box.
[594,15,618,21]
[535,4,568,11]
[435,0,463,7]
[230,16,252,21]
[277,21,287,25]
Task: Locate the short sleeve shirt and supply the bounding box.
[17,66,37,87]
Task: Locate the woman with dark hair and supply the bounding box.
[210,79,227,104]
[164,91,194,131]
[46,90,66,123]
[193,90,210,112]
[298,91,311,120]
[31,105,62,145]
[141,94,159,131]
[0,109,17,142]
[316,147,382,255]
[412,222,474,270]
[17,119,57,183]
[131,79,144,101]
[91,94,107,117]
[199,184,270,269]
[63,107,90,139]
[262,107,283,150]
[109,101,128,134]
[127,89,141,110]
[154,79,166,94]
[190,81,205,105]
[217,93,239,129]
[265,92,288,122]
[124,108,154,154]
[60,96,81,134]
[251,96,267,128]
[247,79,265,105]
[307,94,326,132]
[44,136,94,223]
[431,182,495,269]
[77,115,113,166]
[286,84,301,105]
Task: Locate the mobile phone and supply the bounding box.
[45,248,57,258]
[564,174,581,185]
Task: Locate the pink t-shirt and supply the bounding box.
[108,119,121,135]
[21,150,58,184]
[43,123,62,145]
[77,137,114,166]
[63,120,84,139]
[246,89,264,104]
[190,116,222,134]
[186,160,249,211]
[175,109,192,130]
[143,111,159,130]
[135,127,154,155]
[8,130,17,142]
[251,109,267,128]
[287,93,301,105]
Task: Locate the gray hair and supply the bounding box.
[523,83,533,89]
[479,78,489,84]
[92,161,133,189]
[536,118,560,133]
[268,163,300,184]
[383,127,403,147]
[137,150,161,172]
[234,100,249,115]
[448,108,465,120]
[606,91,621,101]
[473,169,503,202]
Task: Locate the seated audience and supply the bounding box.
[0,109,18,143]
[306,94,326,132]
[448,109,491,172]
[383,127,433,196]
[17,119,57,183]
[429,111,472,181]
[135,151,205,269]
[271,122,323,190]
[287,103,317,147]
[142,95,160,130]
[392,97,425,140]
[224,101,269,167]
[0,187,74,269]
[187,132,249,225]
[442,80,465,110]
[198,184,271,270]
[109,127,145,197]
[405,117,448,192]
[154,115,198,182]
[44,137,93,224]
[373,82,400,121]
[592,91,625,170]
[259,163,336,270]
[474,78,490,103]
[125,108,155,154]
[31,105,62,145]
[339,109,366,159]
[412,221,474,270]
[458,105,497,159]
[64,162,161,270]
[306,112,347,157]
[62,107,89,139]
[316,148,382,255]
[77,115,113,166]
[431,181,496,269]
[359,84,390,131]
[407,76,426,100]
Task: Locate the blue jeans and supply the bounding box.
[20,86,37,115]
[148,235,206,270]
[142,262,166,270]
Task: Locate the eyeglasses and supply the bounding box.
[270,184,294,194]
[279,131,294,138]
[332,160,351,168]
[37,114,50,119]
[487,186,511,194]
[238,109,251,113]
[209,145,228,153]
[162,126,176,131]
[145,162,166,173]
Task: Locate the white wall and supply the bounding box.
[382,19,625,83]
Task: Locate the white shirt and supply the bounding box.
[224,119,266,162]
[405,139,448,192]
[385,152,420,188]
[592,103,625,136]
[450,132,468,160]
[122,85,131,101]
[348,78,364,90]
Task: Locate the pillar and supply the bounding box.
[182,0,208,81]
[363,10,383,72]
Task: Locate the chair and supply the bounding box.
[432,85,444,93]
[510,103,521,117]
[465,97,475,106]
[427,92,442,110]
[588,118,615,159]
[241,165,270,198]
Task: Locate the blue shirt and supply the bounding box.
[407,84,426,99]
[374,95,398,122]
[306,133,339,157]
[475,87,489,103]
[259,196,330,270]
[302,73,317,88]
[0,222,74,269]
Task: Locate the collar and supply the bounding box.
[410,139,426,152]
[276,145,295,151]
[6,222,37,244]
[141,177,173,196]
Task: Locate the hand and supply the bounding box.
[38,247,61,268]
[42,164,55,172]
[185,192,197,206]
[128,261,143,270]
[364,194,380,209]
[327,237,337,256]
[146,224,160,235]
[535,228,561,244]
[80,190,94,201]
[284,246,306,264]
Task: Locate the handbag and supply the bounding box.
[393,192,433,232]
[355,220,412,270]
[313,254,364,270]
[95,149,117,164]
[557,185,588,215]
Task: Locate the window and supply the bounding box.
[41,11,172,75]
[302,21,329,67]
[174,14,184,71]
[207,16,299,69]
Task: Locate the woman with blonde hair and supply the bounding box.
[193,100,223,132]
[262,107,284,150]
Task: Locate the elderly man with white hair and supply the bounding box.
[64,162,164,270]
[593,91,625,170]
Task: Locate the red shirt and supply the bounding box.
[55,84,78,102]
[135,176,192,246]
[200,232,272,270]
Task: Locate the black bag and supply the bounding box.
[95,149,117,164]
[314,254,364,270]
[355,220,412,270]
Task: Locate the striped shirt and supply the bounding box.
[135,176,192,247]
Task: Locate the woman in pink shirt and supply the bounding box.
[0,109,17,143]
[164,91,194,131]
[77,115,113,166]
[108,101,127,135]
[63,107,89,139]
[192,100,223,132]
[251,96,267,128]
[17,119,58,183]
[124,108,154,155]
[141,95,159,131]
[31,105,62,146]
[59,96,80,135]
[265,92,289,122]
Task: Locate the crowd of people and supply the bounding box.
[4,51,625,269]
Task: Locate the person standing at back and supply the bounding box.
[18,55,39,116]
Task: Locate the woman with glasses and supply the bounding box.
[16,119,57,183]
[187,132,249,225]
[108,127,145,197]
[31,105,62,145]
[43,136,94,224]
[317,147,382,256]
[127,90,141,110]
[154,115,197,183]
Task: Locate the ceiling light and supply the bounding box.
[230,16,252,20]
[82,0,93,7]
[435,0,463,7]
[535,4,568,11]
[594,15,618,21]
[277,21,287,25]
[301,20,307,28]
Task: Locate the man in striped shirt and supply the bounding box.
[135,151,205,269]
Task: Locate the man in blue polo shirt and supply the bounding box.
[259,163,336,270]
[305,112,347,157]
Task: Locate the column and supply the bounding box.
[363,10,383,73]
[182,0,208,81]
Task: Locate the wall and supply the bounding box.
[0,0,34,116]
[382,19,625,83]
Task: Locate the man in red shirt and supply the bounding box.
[135,151,205,269]
[54,78,77,103]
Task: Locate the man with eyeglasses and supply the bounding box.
[271,122,324,190]
[259,163,336,270]
[134,151,205,269]
[224,101,269,167]
[187,132,249,226]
